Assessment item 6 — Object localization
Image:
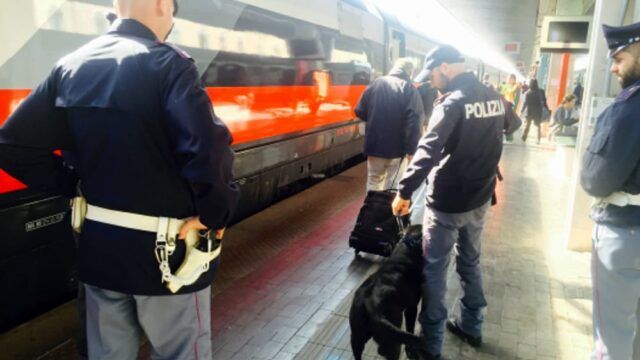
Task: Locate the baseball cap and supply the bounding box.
[414,45,465,83]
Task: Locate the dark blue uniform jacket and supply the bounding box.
[354,69,424,158]
[399,73,521,213]
[581,80,640,227]
[0,19,239,295]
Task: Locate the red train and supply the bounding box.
[0,0,495,331]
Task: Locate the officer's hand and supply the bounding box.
[392,195,411,216]
[214,228,225,239]
[178,217,208,240]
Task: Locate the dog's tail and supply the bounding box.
[370,315,425,348]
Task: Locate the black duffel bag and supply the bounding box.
[349,190,406,257]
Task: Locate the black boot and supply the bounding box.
[446,318,482,348]
[405,346,441,360]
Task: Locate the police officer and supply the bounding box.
[0,0,239,358]
[392,45,520,359]
[581,22,640,360]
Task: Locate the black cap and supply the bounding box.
[414,45,465,83]
[603,22,640,57]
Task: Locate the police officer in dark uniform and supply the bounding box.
[580,22,640,360]
[0,0,239,358]
[392,45,521,359]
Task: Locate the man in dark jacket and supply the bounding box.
[0,0,239,358]
[392,45,521,359]
[355,58,424,191]
[581,22,640,360]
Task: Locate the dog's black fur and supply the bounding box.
[349,226,425,360]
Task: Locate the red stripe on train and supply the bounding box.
[0,89,31,195]
[0,85,365,195]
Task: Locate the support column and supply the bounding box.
[556,53,572,105]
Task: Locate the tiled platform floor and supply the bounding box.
[210,144,594,360]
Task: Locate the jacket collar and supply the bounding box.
[108,19,158,41]
[444,72,476,92]
[616,79,640,101]
[388,69,411,82]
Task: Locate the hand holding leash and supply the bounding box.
[392,195,411,216]
[178,217,207,240]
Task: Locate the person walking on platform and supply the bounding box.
[581,22,640,360]
[392,45,521,359]
[501,73,520,108]
[500,74,520,142]
[0,0,239,358]
[355,58,424,191]
[520,78,550,144]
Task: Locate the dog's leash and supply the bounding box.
[395,215,406,235]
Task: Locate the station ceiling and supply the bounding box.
[435,0,540,74]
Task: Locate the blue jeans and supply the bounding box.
[591,223,640,360]
[419,201,490,355]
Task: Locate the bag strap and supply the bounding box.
[386,158,406,192]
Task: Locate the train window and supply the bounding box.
[198,2,378,87]
[290,39,325,59]
[390,30,406,64]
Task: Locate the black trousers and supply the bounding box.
[522,117,542,142]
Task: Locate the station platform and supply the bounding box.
[2,143,594,360]
[208,143,592,360]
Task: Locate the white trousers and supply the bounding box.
[366,156,403,191]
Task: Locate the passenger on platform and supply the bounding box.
[355,58,424,191]
[482,73,496,91]
[501,73,520,108]
[392,45,521,360]
[580,21,640,360]
[0,0,239,358]
[406,80,439,231]
[417,81,438,130]
[500,74,520,142]
[573,79,584,107]
[548,94,578,142]
[520,78,550,144]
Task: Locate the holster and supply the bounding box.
[165,230,222,293]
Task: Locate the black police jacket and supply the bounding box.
[581,80,640,227]
[0,19,239,295]
[354,69,424,158]
[399,72,520,213]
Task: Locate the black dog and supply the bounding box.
[349,226,425,360]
